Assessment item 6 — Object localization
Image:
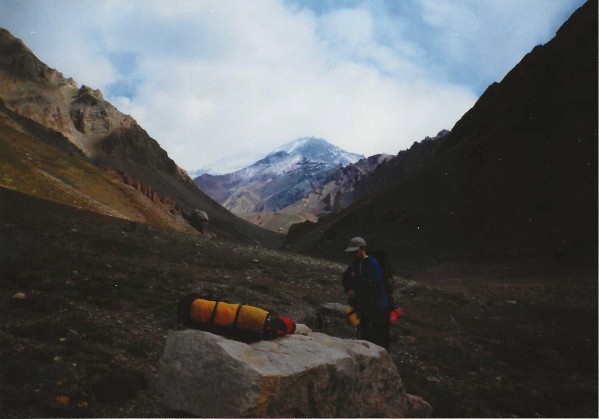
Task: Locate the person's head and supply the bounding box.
[344,237,367,259]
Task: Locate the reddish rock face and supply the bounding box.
[107,167,180,208]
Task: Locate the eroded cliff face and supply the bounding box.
[0,29,137,157]
[0,29,194,206]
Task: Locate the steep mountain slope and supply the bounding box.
[286,0,598,272]
[0,100,196,233]
[351,130,450,202]
[194,137,364,214]
[0,28,281,246]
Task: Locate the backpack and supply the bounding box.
[370,250,395,308]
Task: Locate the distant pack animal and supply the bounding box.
[177,293,296,342]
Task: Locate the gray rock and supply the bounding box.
[188,209,209,233]
[407,393,434,417]
[321,302,348,314]
[191,209,209,221]
[158,329,410,417]
[315,302,356,339]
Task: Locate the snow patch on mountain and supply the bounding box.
[193,137,365,214]
[189,137,362,176]
[272,137,364,167]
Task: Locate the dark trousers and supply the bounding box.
[358,308,390,350]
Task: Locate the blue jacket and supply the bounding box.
[342,256,390,311]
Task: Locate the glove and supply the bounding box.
[389,307,403,325]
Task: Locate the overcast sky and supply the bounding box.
[0,0,585,173]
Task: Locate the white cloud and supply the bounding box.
[0,0,586,172]
[419,0,584,86]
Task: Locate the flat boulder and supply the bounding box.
[158,329,410,417]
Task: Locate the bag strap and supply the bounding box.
[210,301,220,323]
[232,304,243,329]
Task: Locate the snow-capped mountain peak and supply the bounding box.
[271,137,364,167]
[194,136,365,214]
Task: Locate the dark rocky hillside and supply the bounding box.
[352,130,450,202]
[286,0,598,273]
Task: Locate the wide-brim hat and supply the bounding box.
[345,237,366,252]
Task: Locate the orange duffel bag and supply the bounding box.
[177,293,295,339]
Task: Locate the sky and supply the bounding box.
[0,0,586,174]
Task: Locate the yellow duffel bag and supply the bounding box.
[190,298,269,335]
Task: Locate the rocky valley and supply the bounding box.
[0,0,597,417]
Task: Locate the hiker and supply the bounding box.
[342,237,391,349]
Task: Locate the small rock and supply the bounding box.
[406,394,433,417]
[12,292,26,300]
[114,353,127,362]
[295,324,312,335]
